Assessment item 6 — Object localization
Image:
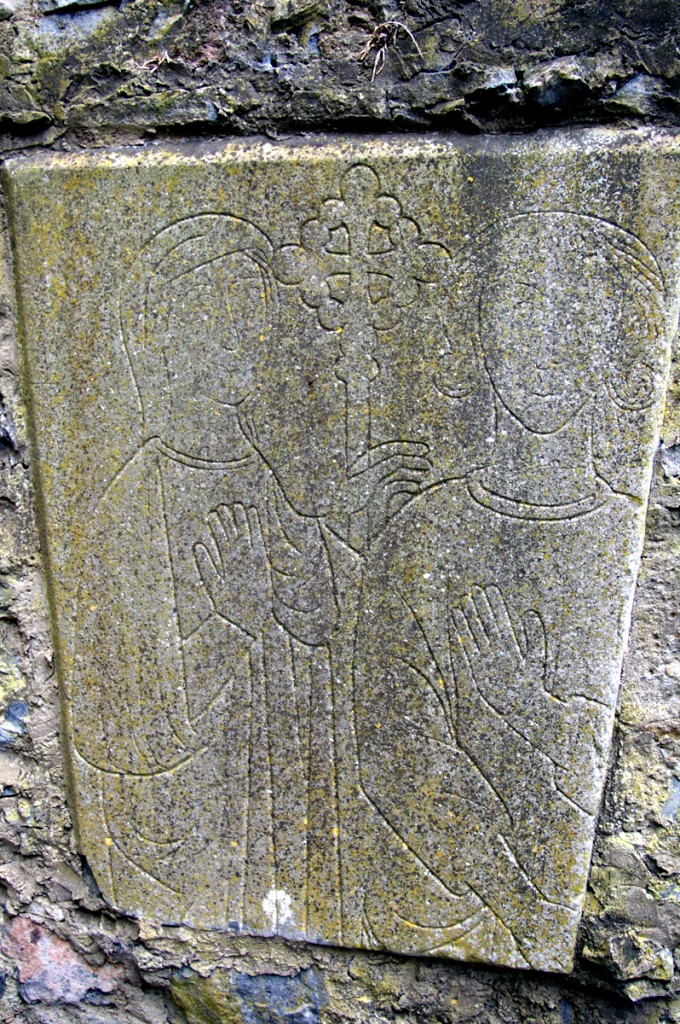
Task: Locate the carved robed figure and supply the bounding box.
[71,215,349,935]
[352,213,670,970]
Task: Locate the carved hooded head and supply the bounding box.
[120,214,276,445]
[477,213,667,434]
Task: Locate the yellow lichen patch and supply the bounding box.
[0,651,26,706]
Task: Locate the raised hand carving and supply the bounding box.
[325,440,433,551]
[447,584,592,775]
[449,585,549,719]
[194,503,272,638]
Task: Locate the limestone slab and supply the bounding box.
[4,131,680,972]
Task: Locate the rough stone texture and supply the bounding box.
[1,1,680,1022]
[2,915,123,1003]
[4,131,679,980]
[0,0,679,142]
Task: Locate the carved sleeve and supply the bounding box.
[265,475,339,646]
[71,445,201,775]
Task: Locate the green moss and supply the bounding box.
[171,971,245,1024]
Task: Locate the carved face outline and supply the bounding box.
[480,272,614,434]
[477,215,620,435]
[159,251,271,410]
[121,214,277,443]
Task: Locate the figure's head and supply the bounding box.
[475,213,666,434]
[120,215,276,444]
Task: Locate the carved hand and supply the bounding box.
[326,440,433,552]
[449,584,548,725]
[194,503,272,637]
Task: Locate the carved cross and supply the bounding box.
[274,163,448,466]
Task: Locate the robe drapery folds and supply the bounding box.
[70,439,354,939]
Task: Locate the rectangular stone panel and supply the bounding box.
[4,131,680,973]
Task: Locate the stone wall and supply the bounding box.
[1,2,680,1022]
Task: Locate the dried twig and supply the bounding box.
[356,20,423,82]
[139,49,171,73]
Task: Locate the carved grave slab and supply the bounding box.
[4,131,680,972]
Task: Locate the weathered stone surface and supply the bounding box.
[171,965,327,1024]
[1,0,680,140]
[3,129,680,975]
[1,915,123,1003]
